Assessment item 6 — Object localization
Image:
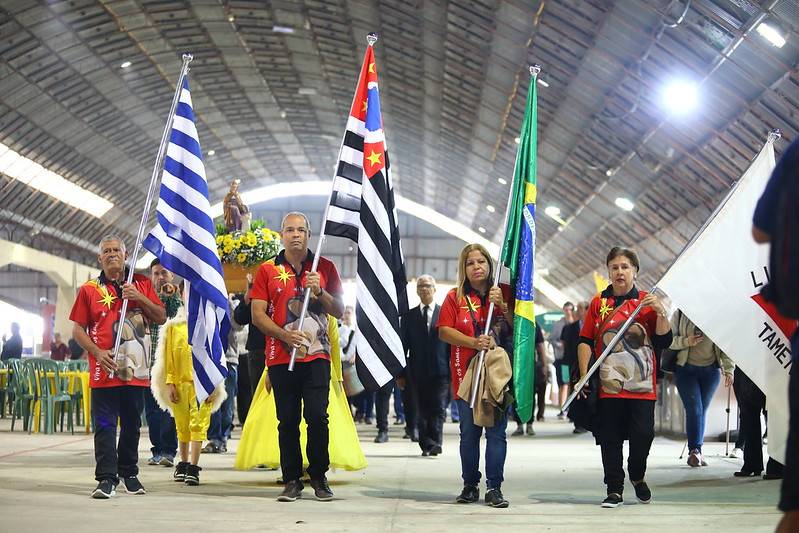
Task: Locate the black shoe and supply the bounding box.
[456,485,479,503]
[573,426,588,434]
[277,479,304,502]
[734,469,762,477]
[421,449,430,456]
[219,443,227,453]
[201,442,220,454]
[601,493,623,508]
[121,475,146,495]
[174,461,190,482]
[763,472,783,480]
[526,423,535,436]
[511,425,524,436]
[310,477,334,501]
[364,417,373,425]
[91,479,117,499]
[374,430,388,443]
[184,464,201,486]
[485,488,509,508]
[429,445,442,456]
[633,481,651,503]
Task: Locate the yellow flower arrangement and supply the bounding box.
[216,219,281,267]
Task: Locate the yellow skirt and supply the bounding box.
[234,369,367,472]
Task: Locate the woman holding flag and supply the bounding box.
[438,243,514,509]
[576,247,672,508]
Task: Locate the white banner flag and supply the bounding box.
[659,139,796,463]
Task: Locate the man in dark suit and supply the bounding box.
[401,275,450,456]
[561,300,589,434]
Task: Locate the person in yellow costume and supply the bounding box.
[235,315,366,472]
[151,289,226,486]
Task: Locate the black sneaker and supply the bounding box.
[277,479,304,502]
[456,484,479,503]
[485,488,509,508]
[310,477,334,501]
[429,445,442,456]
[174,461,190,482]
[633,481,651,503]
[184,464,201,486]
[601,492,623,508]
[121,476,146,495]
[374,430,388,443]
[91,479,117,499]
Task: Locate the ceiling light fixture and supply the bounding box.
[272,25,295,34]
[544,206,560,217]
[537,78,549,88]
[756,21,786,48]
[228,14,235,22]
[661,79,699,114]
[478,226,486,234]
[206,149,215,156]
[615,197,635,211]
[514,137,520,144]
[486,205,496,213]
[0,142,113,218]
[120,61,132,69]
[298,87,317,96]
[497,177,507,185]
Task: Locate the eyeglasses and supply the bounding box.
[417,284,434,289]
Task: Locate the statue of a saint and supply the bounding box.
[223,179,250,232]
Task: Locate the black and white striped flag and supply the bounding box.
[324,41,408,389]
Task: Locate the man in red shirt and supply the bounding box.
[49,333,69,361]
[251,212,343,502]
[70,235,165,499]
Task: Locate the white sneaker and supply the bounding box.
[729,447,743,458]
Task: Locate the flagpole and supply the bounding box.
[469,65,540,408]
[561,128,781,411]
[288,33,379,372]
[110,54,193,375]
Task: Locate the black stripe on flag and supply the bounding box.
[343,130,364,152]
[324,220,358,242]
[336,160,363,184]
[330,190,361,211]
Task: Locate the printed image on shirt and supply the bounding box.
[114,308,152,382]
[599,322,654,395]
[283,297,330,360]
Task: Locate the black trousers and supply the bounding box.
[375,380,394,432]
[92,386,145,482]
[237,350,266,424]
[598,398,655,494]
[414,376,449,451]
[780,365,799,511]
[733,367,766,473]
[401,373,418,437]
[143,388,177,458]
[269,359,330,482]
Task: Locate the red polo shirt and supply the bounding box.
[69,272,162,388]
[437,283,513,398]
[250,250,342,367]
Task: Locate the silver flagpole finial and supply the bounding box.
[182,53,194,62]
[367,33,379,46]
[768,128,782,143]
[530,64,541,77]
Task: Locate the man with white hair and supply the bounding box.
[400,275,450,456]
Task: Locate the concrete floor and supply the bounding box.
[0,408,782,533]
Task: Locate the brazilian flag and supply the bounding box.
[500,70,538,423]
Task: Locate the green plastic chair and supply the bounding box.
[64,360,88,426]
[8,359,35,431]
[0,360,7,417]
[26,359,74,434]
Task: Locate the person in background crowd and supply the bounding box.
[250,211,344,502]
[401,275,449,456]
[577,247,672,508]
[561,301,589,433]
[752,135,799,533]
[1,322,22,361]
[204,295,244,454]
[669,311,734,467]
[511,323,545,437]
[439,243,514,509]
[732,367,768,478]
[68,336,86,360]
[144,259,178,468]
[50,332,69,361]
[70,235,165,499]
[234,272,266,425]
[551,302,575,417]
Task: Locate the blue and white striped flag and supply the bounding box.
[143,76,229,402]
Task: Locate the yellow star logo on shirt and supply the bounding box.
[97,286,117,309]
[366,150,382,166]
[362,99,368,112]
[274,265,294,286]
[599,298,613,320]
[460,297,480,313]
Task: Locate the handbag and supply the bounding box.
[659,310,680,373]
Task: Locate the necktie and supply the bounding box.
[423,305,430,332]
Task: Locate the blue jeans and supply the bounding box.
[208,363,238,444]
[144,387,177,458]
[675,363,721,451]
[456,399,507,489]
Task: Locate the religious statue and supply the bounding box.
[223,179,250,232]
